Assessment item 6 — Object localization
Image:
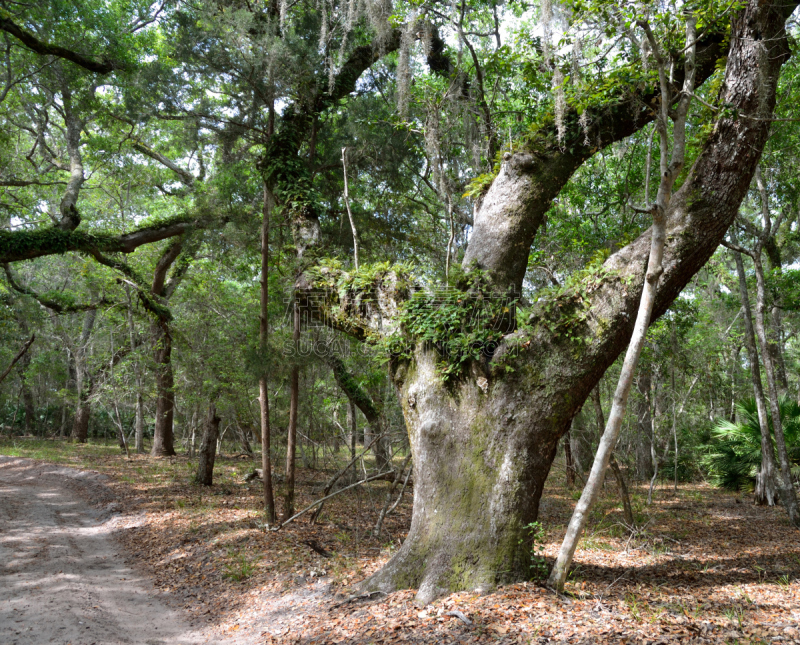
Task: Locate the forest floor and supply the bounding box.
[1,438,799,645]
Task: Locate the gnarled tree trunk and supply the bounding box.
[359,0,794,604]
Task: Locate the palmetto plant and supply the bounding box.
[703,396,800,491]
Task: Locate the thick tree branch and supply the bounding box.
[87,250,172,322]
[0,215,199,263]
[462,25,728,290]
[57,81,86,230]
[151,238,184,296]
[132,141,196,187]
[323,352,382,427]
[0,11,124,74]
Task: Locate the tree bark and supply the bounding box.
[195,403,221,486]
[752,251,800,525]
[283,301,300,520]
[635,369,654,479]
[732,247,778,506]
[315,0,795,603]
[564,430,575,488]
[72,403,91,443]
[148,237,194,457]
[150,321,176,456]
[71,309,96,443]
[260,183,276,523]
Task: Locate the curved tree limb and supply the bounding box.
[0,214,198,264]
[0,333,34,385]
[3,262,110,312]
[462,24,729,291]
[0,11,125,74]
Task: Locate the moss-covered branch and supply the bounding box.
[0,9,125,74]
[0,215,197,264]
[2,263,111,313]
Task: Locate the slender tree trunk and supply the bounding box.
[348,399,357,462]
[260,185,276,523]
[18,354,35,434]
[647,380,660,505]
[671,322,678,495]
[733,249,778,505]
[135,391,144,453]
[729,345,740,423]
[284,301,300,520]
[609,457,635,527]
[672,405,679,495]
[71,309,96,443]
[196,403,221,486]
[769,305,788,393]
[550,180,667,589]
[341,147,360,269]
[127,298,145,454]
[151,321,176,456]
[752,252,800,525]
[591,386,634,525]
[564,430,575,487]
[548,15,696,589]
[635,369,654,479]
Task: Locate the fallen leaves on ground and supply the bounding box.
[3,437,800,644]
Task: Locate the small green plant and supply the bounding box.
[223,550,257,582]
[625,592,642,621]
[777,573,791,587]
[723,605,745,630]
[521,521,549,580]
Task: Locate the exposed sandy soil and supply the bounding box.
[4,450,800,645]
[0,456,224,645]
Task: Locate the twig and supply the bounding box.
[310,434,380,523]
[330,590,385,609]
[373,453,412,537]
[271,470,397,531]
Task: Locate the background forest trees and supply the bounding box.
[2,0,800,603]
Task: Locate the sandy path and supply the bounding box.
[0,456,218,645]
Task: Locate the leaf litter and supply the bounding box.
[3,439,800,644]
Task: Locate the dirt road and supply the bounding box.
[0,456,212,645]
